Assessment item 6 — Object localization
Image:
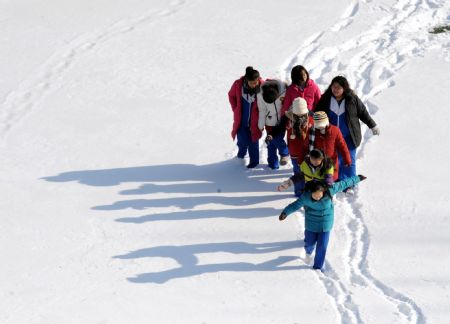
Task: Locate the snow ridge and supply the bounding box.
[0,0,187,141]
[280,0,449,322]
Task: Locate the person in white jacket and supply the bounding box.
[257,79,290,169]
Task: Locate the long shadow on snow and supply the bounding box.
[114,240,308,284]
[116,207,280,223]
[42,160,291,192]
[42,160,300,283]
[42,159,293,216]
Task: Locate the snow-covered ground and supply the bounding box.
[1,0,450,323]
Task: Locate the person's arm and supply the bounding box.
[311,83,322,111]
[279,196,305,220]
[355,96,377,129]
[324,168,334,185]
[329,175,362,195]
[257,94,267,131]
[281,87,293,116]
[228,81,238,111]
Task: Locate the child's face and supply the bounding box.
[310,157,323,167]
[311,190,324,201]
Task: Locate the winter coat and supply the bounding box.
[312,125,351,180]
[315,91,377,148]
[228,76,263,142]
[286,116,314,161]
[281,79,321,115]
[282,175,361,232]
[300,159,334,184]
[257,79,287,129]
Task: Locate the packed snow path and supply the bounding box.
[278,0,449,323]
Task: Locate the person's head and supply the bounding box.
[309,149,324,167]
[328,75,351,100]
[291,65,309,86]
[306,180,328,201]
[290,97,309,128]
[292,97,308,116]
[313,111,329,130]
[244,66,260,89]
[262,84,279,104]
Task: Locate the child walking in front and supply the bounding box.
[279,175,366,270]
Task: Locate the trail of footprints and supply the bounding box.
[283,0,448,322]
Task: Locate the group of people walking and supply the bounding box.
[228,66,379,271]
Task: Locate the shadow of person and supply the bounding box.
[113,240,308,284]
[42,159,294,213]
[41,159,291,194]
[115,207,280,223]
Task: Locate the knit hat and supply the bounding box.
[313,111,329,129]
[286,97,308,120]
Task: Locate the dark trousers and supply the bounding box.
[338,138,357,180]
[237,127,259,166]
[267,133,289,169]
[291,158,304,197]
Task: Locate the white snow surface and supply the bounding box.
[1,0,450,323]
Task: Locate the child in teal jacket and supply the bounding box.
[279,175,366,270]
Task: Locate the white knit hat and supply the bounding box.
[286,97,308,121]
[292,97,308,115]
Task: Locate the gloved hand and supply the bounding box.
[358,174,367,181]
[371,126,380,135]
[279,212,287,221]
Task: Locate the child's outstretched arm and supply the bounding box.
[329,175,366,195]
[279,196,305,221]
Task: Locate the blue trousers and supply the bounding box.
[338,138,357,181]
[291,158,304,197]
[267,134,289,169]
[237,127,259,166]
[304,230,330,270]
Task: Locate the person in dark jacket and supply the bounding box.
[315,76,380,182]
[228,67,264,168]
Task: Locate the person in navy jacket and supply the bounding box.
[315,76,379,182]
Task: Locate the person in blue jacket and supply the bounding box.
[279,174,366,270]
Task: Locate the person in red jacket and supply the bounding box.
[228,67,263,168]
[281,65,321,115]
[311,111,351,181]
[285,97,313,196]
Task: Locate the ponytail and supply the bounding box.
[244,66,260,81]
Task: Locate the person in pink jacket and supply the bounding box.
[228,66,264,168]
[281,65,321,115]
